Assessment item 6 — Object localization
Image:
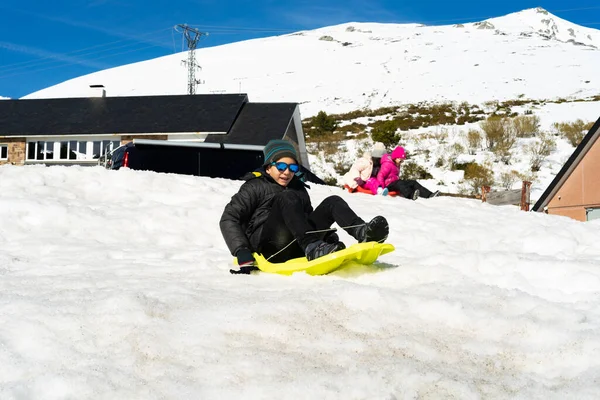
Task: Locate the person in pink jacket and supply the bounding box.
[343,143,388,195]
[376,146,440,200]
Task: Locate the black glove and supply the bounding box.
[354,177,365,186]
[323,230,340,244]
[230,266,258,274]
[230,248,259,275]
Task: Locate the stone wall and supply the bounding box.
[0,135,170,166]
[0,138,26,166]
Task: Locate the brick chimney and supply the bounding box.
[89,84,106,98]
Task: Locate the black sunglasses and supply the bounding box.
[270,161,300,173]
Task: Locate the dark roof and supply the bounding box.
[532,116,600,212]
[203,102,297,145]
[0,94,248,136]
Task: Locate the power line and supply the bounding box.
[0,27,172,73]
[0,38,164,75]
[188,24,298,33]
[0,43,163,80]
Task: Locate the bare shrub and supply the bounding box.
[526,131,557,172]
[483,100,499,113]
[321,176,339,186]
[451,142,466,156]
[480,117,504,150]
[313,138,343,154]
[494,140,516,165]
[435,156,445,168]
[466,129,482,155]
[512,115,540,138]
[499,170,521,190]
[553,119,593,147]
[480,116,516,164]
[518,171,538,185]
[420,130,449,143]
[337,122,366,134]
[462,162,495,195]
[333,161,350,175]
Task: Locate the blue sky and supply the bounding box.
[1,0,600,98]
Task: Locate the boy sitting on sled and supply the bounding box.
[220,139,389,274]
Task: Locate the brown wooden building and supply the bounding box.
[532,116,600,221]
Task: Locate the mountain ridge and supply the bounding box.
[24,8,600,118]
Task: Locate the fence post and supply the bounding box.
[520,181,532,211]
[481,186,491,202]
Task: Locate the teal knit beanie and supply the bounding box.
[263,140,299,165]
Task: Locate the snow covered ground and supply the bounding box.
[1,164,599,399]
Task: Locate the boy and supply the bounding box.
[220,139,389,274]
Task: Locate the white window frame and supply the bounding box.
[25,137,120,162]
[26,141,57,161]
[0,144,8,160]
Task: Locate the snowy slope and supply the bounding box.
[24,8,600,118]
[1,164,600,398]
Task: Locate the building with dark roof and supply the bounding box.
[532,116,600,221]
[0,92,310,168]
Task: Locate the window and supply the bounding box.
[26,141,55,161]
[92,140,119,159]
[0,144,7,160]
[26,139,120,161]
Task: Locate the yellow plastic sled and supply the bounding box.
[253,242,395,276]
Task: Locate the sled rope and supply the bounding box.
[265,223,366,261]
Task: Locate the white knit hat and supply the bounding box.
[371,142,386,158]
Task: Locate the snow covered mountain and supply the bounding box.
[25,7,600,118]
[18,7,600,201]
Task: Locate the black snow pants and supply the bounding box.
[258,192,364,263]
[387,179,433,199]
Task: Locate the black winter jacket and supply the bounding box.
[220,169,312,256]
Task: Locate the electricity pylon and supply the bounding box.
[176,24,208,95]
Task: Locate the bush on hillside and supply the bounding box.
[370,120,401,148]
[494,140,516,165]
[336,122,367,135]
[462,162,494,195]
[451,161,476,172]
[526,131,556,172]
[322,176,339,186]
[435,156,445,168]
[480,117,511,150]
[466,129,482,155]
[553,119,593,147]
[400,161,433,180]
[329,106,399,121]
[333,161,350,176]
[480,116,517,164]
[480,117,503,150]
[456,114,484,125]
[312,137,344,154]
[499,170,521,190]
[312,111,338,136]
[512,115,540,138]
